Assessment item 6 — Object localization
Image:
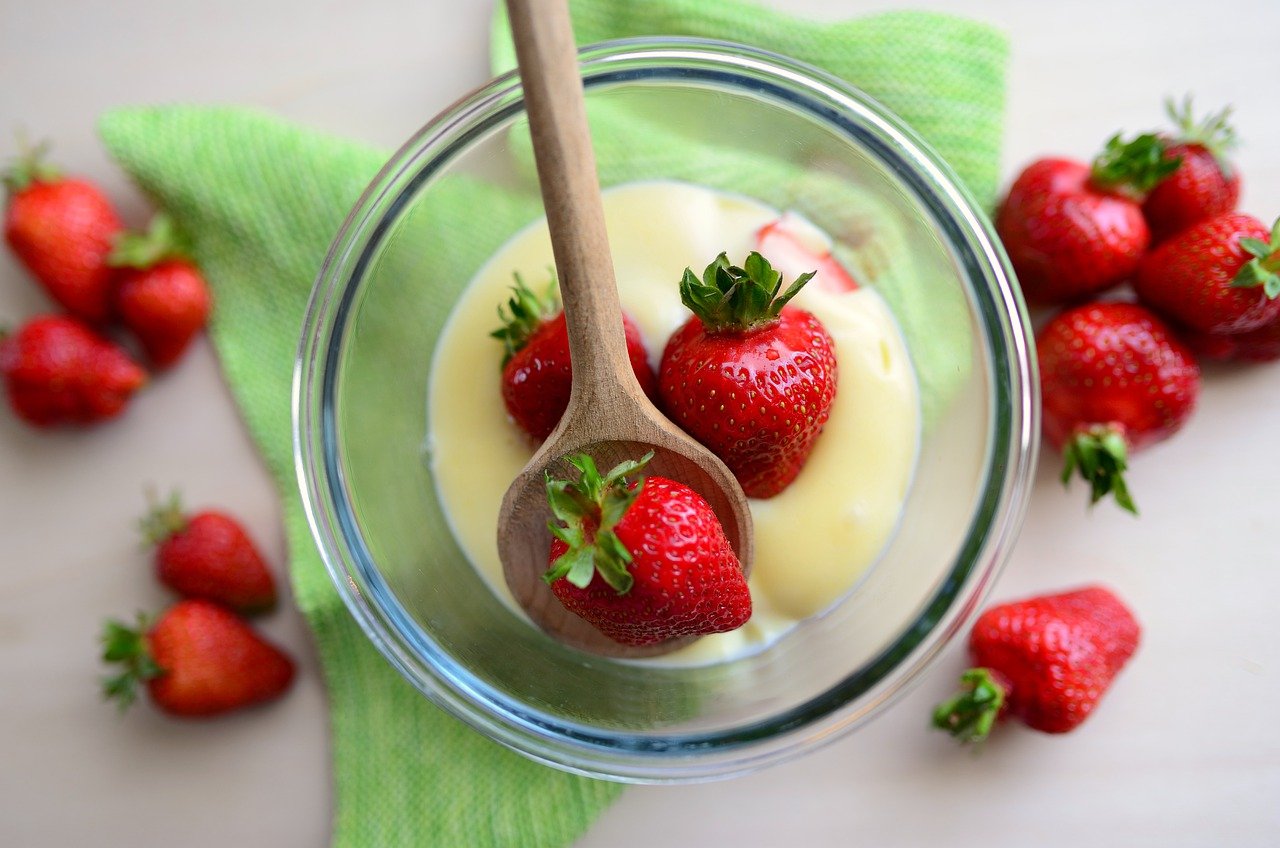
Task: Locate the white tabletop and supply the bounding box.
[2,1,1278,845]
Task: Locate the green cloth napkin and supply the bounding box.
[98,2,1007,845]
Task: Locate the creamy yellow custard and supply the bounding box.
[427,181,919,662]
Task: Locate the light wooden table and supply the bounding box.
[1,2,1277,845]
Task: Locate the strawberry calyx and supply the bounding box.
[680,251,815,333]
[1166,95,1237,177]
[139,489,189,546]
[1231,217,1280,299]
[542,452,653,595]
[1062,424,1137,515]
[490,272,559,365]
[932,668,1007,743]
[100,613,165,712]
[1089,133,1181,201]
[1,137,60,196]
[108,213,192,271]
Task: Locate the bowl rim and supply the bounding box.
[293,35,1038,782]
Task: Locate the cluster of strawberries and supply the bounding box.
[934,98,1277,744]
[1,144,210,427]
[1,144,294,719]
[493,240,842,647]
[101,493,296,718]
[999,98,1277,513]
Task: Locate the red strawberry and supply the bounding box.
[933,586,1140,740]
[996,134,1178,304]
[1135,213,1280,335]
[1038,302,1200,513]
[544,453,751,647]
[1181,316,1280,364]
[141,491,278,614]
[0,315,146,427]
[3,143,122,323]
[101,601,295,718]
[110,214,212,368]
[493,273,656,441]
[658,251,837,498]
[1143,97,1240,243]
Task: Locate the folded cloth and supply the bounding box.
[99,2,1006,845]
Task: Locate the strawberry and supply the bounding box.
[933,585,1140,740]
[493,273,656,441]
[658,251,837,498]
[109,214,212,368]
[1143,97,1241,243]
[0,315,146,427]
[141,491,278,614]
[1038,302,1200,514]
[544,452,751,647]
[101,601,295,718]
[995,134,1178,304]
[755,214,858,294]
[1180,316,1280,364]
[1134,213,1280,335]
[3,143,122,323]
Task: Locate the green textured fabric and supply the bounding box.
[492,2,1009,208]
[97,2,1007,846]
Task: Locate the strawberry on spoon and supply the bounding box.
[543,452,751,647]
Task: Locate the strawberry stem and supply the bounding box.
[680,251,815,332]
[1061,425,1137,515]
[2,135,60,196]
[139,489,188,546]
[932,668,1007,743]
[108,213,192,270]
[100,613,165,712]
[543,451,653,594]
[1230,217,1280,299]
[1089,133,1181,200]
[490,271,559,365]
[1166,94,1237,176]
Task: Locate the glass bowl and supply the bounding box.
[294,38,1036,782]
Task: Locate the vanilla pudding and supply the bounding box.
[426,181,919,662]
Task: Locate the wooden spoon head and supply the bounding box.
[498,430,754,659]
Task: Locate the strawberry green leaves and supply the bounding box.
[543,452,653,594]
[1167,95,1238,175]
[1231,217,1280,299]
[679,251,815,332]
[490,271,559,364]
[108,213,193,270]
[1090,133,1182,199]
[1062,425,1136,515]
[1,137,60,196]
[931,667,1007,743]
[100,613,165,711]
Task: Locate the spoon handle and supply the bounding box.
[505,0,635,397]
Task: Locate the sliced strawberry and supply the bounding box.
[755,213,858,294]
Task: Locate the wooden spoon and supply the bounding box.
[497,0,754,658]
